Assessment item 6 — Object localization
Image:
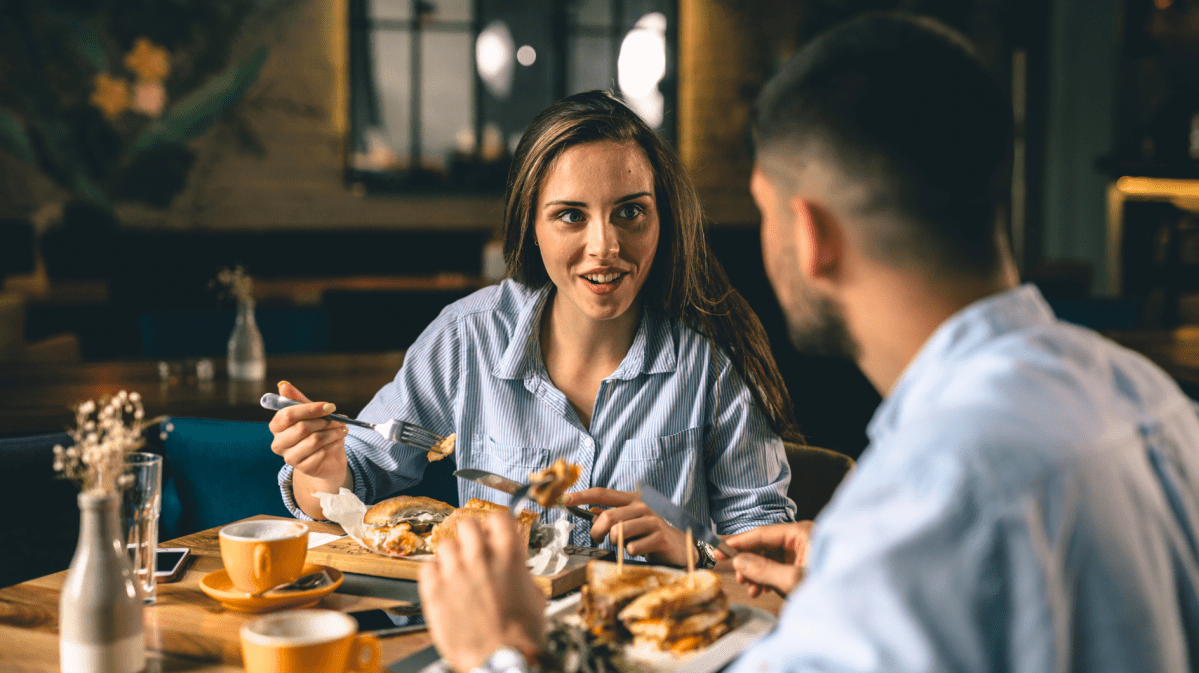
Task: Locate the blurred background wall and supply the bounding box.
[3,0,1198,457]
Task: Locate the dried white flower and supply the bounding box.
[214,265,255,308]
[51,391,168,495]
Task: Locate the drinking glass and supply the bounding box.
[122,452,163,604]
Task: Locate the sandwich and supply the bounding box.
[427,433,456,463]
[426,498,540,553]
[577,561,732,654]
[617,569,731,653]
[527,458,582,509]
[577,560,683,639]
[361,495,455,557]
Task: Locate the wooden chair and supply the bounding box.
[783,442,855,521]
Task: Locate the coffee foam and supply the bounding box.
[220,520,308,542]
[241,610,354,647]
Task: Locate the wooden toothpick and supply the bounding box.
[685,528,694,585]
[617,522,624,575]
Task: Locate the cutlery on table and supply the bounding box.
[251,569,331,597]
[637,482,740,560]
[454,468,596,521]
[260,393,449,455]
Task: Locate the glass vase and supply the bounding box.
[59,491,145,673]
[227,301,266,381]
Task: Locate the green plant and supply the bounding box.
[0,1,299,210]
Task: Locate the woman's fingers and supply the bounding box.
[277,381,312,404]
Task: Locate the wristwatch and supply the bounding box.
[471,647,531,673]
[695,540,718,569]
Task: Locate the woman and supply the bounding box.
[269,91,799,565]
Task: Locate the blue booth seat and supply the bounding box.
[0,432,80,588]
[158,417,292,539]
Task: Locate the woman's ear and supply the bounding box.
[790,196,843,282]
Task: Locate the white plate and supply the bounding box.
[546,593,777,673]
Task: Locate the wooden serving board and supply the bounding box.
[306,536,611,597]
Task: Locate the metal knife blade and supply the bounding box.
[637,482,738,559]
[454,468,595,521]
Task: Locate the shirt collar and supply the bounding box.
[866,283,1056,443]
[490,285,678,380]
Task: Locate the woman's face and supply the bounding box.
[534,141,660,324]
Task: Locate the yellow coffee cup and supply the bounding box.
[241,609,380,673]
[219,520,309,595]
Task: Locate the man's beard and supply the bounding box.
[783,284,860,361]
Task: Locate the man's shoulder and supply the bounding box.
[876,319,1186,494]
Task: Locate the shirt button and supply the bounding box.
[583,437,594,449]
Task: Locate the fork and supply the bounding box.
[260,393,448,454]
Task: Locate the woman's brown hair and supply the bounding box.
[503,90,801,441]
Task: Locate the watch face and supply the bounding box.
[484,647,527,672]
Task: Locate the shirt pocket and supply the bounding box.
[467,433,552,484]
[611,426,703,493]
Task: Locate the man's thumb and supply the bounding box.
[733,552,801,596]
[277,380,312,404]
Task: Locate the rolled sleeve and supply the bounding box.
[705,356,797,534]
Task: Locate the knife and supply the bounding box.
[637,482,739,559]
[454,468,596,521]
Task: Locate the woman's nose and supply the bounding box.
[585,219,619,259]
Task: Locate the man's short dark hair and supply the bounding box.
[754,13,1013,279]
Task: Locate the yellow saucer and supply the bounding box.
[199,563,343,613]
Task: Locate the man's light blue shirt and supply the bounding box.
[280,279,795,547]
[732,284,1199,672]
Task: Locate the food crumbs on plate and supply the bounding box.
[428,433,456,462]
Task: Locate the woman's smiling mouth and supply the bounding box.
[582,272,627,284]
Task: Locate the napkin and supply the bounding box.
[527,518,573,576]
[316,488,369,543]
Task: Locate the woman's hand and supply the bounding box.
[563,488,692,566]
[420,513,546,673]
[267,381,350,518]
[722,521,813,597]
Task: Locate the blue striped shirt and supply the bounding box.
[279,279,795,548]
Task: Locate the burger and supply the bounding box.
[426,498,539,552]
[361,495,455,557]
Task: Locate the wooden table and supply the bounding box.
[0,516,785,672]
[0,352,406,437]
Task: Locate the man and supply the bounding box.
[420,13,1199,673]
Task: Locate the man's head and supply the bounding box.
[752,13,1013,358]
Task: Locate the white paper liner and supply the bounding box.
[527,518,574,575]
[314,488,573,576]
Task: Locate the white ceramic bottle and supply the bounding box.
[227,301,266,381]
[59,492,145,673]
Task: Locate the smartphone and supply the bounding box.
[348,604,427,636]
[155,547,191,583]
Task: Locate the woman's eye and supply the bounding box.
[558,209,585,224]
[616,204,643,220]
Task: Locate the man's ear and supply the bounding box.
[789,195,843,282]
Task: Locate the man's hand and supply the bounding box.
[267,381,350,519]
[563,488,691,566]
[420,513,547,673]
[722,521,813,597]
